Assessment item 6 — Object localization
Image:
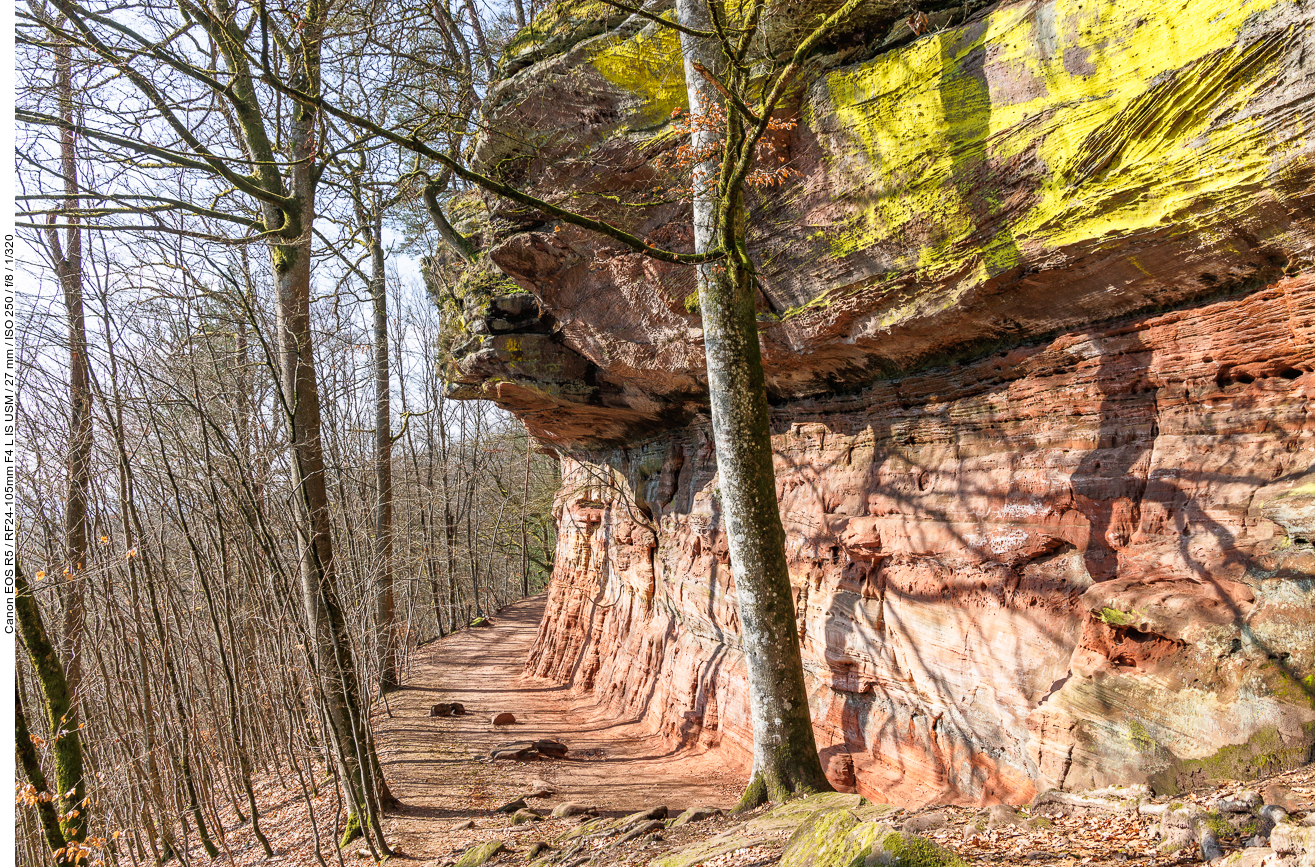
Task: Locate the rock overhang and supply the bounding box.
[440,0,1315,449]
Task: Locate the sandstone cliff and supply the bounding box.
[442,0,1315,804]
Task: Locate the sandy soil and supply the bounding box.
[375,593,742,863]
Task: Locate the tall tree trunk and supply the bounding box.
[14,563,88,850]
[520,442,531,597]
[271,96,391,853]
[367,209,400,691]
[704,204,833,810]
[675,0,833,809]
[47,13,90,698]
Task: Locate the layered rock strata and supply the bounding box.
[526,278,1315,804]
[443,0,1315,805]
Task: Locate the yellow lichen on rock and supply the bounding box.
[588,19,688,130]
[814,0,1300,275]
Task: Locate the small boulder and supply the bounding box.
[430,703,453,717]
[525,780,555,798]
[1271,822,1315,858]
[982,804,1024,829]
[1158,827,1197,854]
[551,802,597,818]
[450,702,466,716]
[492,712,516,726]
[1159,803,1204,854]
[494,798,528,815]
[452,819,475,830]
[510,808,543,825]
[672,806,722,827]
[454,841,504,867]
[1219,849,1284,867]
[533,739,568,758]
[525,842,550,859]
[866,829,963,867]
[826,752,858,791]
[491,744,536,762]
[903,811,949,834]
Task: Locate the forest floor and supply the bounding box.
[196,594,1314,867]
[201,593,742,867]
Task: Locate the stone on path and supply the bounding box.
[525,779,555,798]
[533,738,568,758]
[672,807,722,826]
[452,819,475,830]
[552,802,597,818]
[492,712,516,725]
[903,811,949,833]
[491,742,536,761]
[489,740,567,761]
[493,797,527,815]
[449,701,466,715]
[453,840,504,867]
[983,804,1024,828]
[430,703,452,717]
[511,808,543,825]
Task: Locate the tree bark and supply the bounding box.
[272,90,392,851]
[675,0,722,263]
[367,209,401,691]
[675,0,834,809]
[16,685,69,860]
[704,209,833,810]
[46,13,90,699]
[14,563,88,849]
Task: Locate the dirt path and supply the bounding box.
[373,594,741,863]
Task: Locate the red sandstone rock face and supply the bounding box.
[525,278,1315,805]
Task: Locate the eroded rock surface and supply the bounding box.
[439,0,1315,808]
[524,278,1315,805]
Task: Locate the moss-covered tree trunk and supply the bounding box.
[677,0,835,810]
[700,201,834,810]
[14,564,88,851]
[16,685,69,859]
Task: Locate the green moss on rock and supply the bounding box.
[454,840,506,867]
[875,831,970,867]
[587,18,687,130]
[1147,721,1315,795]
[1100,607,1136,626]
